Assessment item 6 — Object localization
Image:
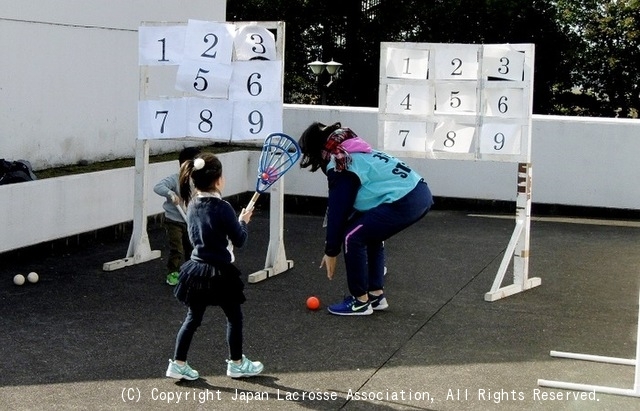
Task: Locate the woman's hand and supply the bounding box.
[320,255,337,280]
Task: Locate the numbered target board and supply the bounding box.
[378,42,534,162]
[138,20,284,141]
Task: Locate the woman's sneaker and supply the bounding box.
[327,295,373,316]
[226,355,264,378]
[166,359,199,380]
[368,293,389,311]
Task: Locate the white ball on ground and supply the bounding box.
[13,274,25,286]
[27,272,39,283]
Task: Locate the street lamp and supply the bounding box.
[307,59,342,104]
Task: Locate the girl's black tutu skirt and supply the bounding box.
[174,259,246,306]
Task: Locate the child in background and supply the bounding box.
[154,147,201,285]
[165,152,263,380]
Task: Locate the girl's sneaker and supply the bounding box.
[166,359,199,380]
[166,271,179,286]
[368,293,389,311]
[226,355,264,378]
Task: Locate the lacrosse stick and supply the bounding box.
[245,132,301,212]
[177,204,187,222]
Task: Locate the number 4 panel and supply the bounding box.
[383,83,433,116]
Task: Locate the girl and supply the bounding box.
[165,152,263,379]
[298,122,434,316]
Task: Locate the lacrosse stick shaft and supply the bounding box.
[246,192,260,211]
[177,205,187,222]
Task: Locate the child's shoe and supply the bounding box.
[166,271,179,286]
[166,359,199,380]
[327,295,373,316]
[368,293,389,311]
[226,355,264,378]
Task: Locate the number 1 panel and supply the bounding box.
[139,25,186,66]
[385,47,430,80]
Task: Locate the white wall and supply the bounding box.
[0,1,225,168]
[1,109,639,254]
[0,151,252,253]
[1,3,639,253]
[284,105,640,210]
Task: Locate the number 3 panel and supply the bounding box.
[186,97,232,140]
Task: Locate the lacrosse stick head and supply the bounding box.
[256,133,301,193]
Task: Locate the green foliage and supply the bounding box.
[227,0,639,117]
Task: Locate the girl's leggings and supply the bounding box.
[174,302,243,361]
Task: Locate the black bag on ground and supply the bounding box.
[0,159,37,185]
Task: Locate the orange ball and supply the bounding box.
[306,296,320,310]
[261,172,269,181]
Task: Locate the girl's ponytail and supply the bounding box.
[179,159,194,205]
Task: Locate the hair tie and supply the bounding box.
[193,158,205,170]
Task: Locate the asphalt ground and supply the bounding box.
[1,204,639,410]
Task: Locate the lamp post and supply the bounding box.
[307,59,342,105]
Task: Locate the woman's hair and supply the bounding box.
[178,152,223,205]
[298,121,341,172]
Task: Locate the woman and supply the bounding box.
[299,122,433,316]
